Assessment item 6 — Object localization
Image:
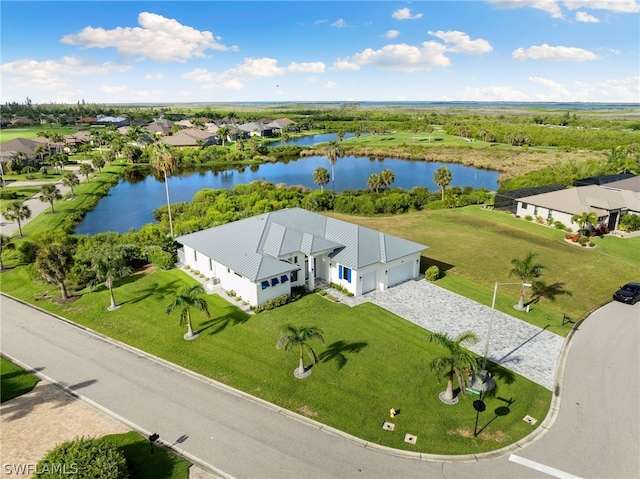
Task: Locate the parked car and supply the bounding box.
[612,283,640,305]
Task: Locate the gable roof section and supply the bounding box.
[177,208,427,282]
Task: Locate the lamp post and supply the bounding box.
[482,281,531,369]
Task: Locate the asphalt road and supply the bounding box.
[1,294,638,479]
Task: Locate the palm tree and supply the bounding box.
[78,163,94,181]
[509,251,546,310]
[4,202,31,237]
[150,143,178,237]
[34,145,47,163]
[280,129,290,144]
[427,330,479,404]
[62,172,80,196]
[434,166,452,201]
[0,234,15,270]
[367,173,382,193]
[166,285,210,340]
[276,325,325,378]
[379,168,395,191]
[126,125,144,143]
[88,246,133,311]
[217,126,230,146]
[312,167,330,192]
[35,243,74,301]
[39,184,62,213]
[324,141,343,195]
[425,125,435,143]
[91,156,105,172]
[571,211,598,236]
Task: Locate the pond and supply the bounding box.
[75,156,500,235]
[267,132,360,147]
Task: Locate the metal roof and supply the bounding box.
[177,208,428,282]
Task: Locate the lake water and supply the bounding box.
[76,155,499,235]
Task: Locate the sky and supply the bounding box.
[1,0,639,104]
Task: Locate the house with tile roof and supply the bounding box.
[159,129,217,148]
[176,207,427,306]
[514,177,640,232]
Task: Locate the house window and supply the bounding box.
[271,277,279,286]
[280,275,288,283]
[534,206,539,216]
[547,210,554,219]
[261,281,269,290]
[338,265,352,283]
[294,256,298,264]
[193,250,197,261]
[209,258,213,271]
[522,203,528,210]
[291,270,298,282]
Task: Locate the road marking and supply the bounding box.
[509,455,582,479]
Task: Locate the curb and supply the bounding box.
[1,291,576,467]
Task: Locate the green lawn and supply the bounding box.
[0,267,551,455]
[328,206,640,334]
[103,432,190,479]
[0,126,78,143]
[1,356,40,402]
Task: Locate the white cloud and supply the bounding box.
[334,42,450,72]
[145,73,164,80]
[391,8,423,20]
[528,76,572,96]
[563,0,640,13]
[324,81,338,89]
[489,0,565,18]
[512,44,600,61]
[61,12,238,62]
[428,31,493,54]
[287,61,325,73]
[385,30,400,39]
[575,11,600,22]
[332,19,347,27]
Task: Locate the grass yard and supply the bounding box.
[1,356,40,402]
[0,267,551,455]
[327,206,640,334]
[0,126,78,143]
[102,432,190,479]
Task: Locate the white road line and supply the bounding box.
[509,454,582,479]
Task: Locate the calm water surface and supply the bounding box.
[76,155,499,235]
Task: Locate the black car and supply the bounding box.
[612,283,640,305]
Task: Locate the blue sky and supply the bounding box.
[1,1,638,104]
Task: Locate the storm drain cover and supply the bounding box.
[382,422,395,431]
[523,415,537,425]
[404,433,417,444]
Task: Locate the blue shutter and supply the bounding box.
[346,268,352,283]
[261,281,269,289]
[338,265,343,279]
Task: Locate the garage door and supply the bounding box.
[361,271,377,294]
[387,262,414,287]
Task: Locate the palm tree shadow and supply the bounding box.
[198,309,250,335]
[318,340,368,370]
[119,279,181,306]
[528,281,572,305]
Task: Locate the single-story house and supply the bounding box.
[146,119,174,135]
[176,207,427,306]
[515,180,640,231]
[158,129,217,148]
[266,118,296,133]
[0,138,52,163]
[238,122,275,137]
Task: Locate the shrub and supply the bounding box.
[228,290,236,297]
[565,233,573,240]
[579,236,589,246]
[524,215,533,221]
[251,294,289,312]
[330,282,354,296]
[424,265,441,281]
[618,213,640,232]
[146,247,175,270]
[36,436,128,479]
[554,221,566,230]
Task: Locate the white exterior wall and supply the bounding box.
[516,202,576,231]
[381,254,421,289]
[256,276,292,305]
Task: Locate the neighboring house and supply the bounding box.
[266,118,296,133]
[0,138,50,163]
[76,117,98,126]
[95,116,129,127]
[146,119,174,135]
[177,207,427,306]
[206,124,246,142]
[158,129,216,148]
[238,122,274,137]
[515,180,640,231]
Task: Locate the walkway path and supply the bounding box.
[329,279,565,390]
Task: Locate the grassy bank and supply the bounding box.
[0,267,550,455]
[0,356,40,402]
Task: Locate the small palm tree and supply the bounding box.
[89,248,133,311]
[91,156,105,172]
[39,184,62,213]
[571,211,598,237]
[367,173,382,193]
[78,163,94,182]
[35,243,74,300]
[4,202,31,237]
[217,126,230,146]
[428,330,479,404]
[276,325,325,378]
[62,172,80,196]
[434,166,452,201]
[166,285,210,340]
[509,251,546,310]
[312,167,330,192]
[379,168,395,191]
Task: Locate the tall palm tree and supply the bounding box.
[39,184,62,213]
[276,325,325,378]
[571,211,598,236]
[427,330,479,404]
[367,173,382,193]
[150,143,178,237]
[217,126,230,146]
[312,167,330,192]
[379,168,395,191]
[166,285,210,340]
[62,172,80,196]
[434,166,452,201]
[4,202,31,237]
[78,163,94,181]
[89,247,133,311]
[0,234,15,270]
[34,145,47,163]
[35,243,74,301]
[324,141,343,195]
[91,156,105,172]
[509,251,546,310]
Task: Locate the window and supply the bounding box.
[280,275,288,283]
[209,258,213,271]
[534,206,539,216]
[261,281,269,290]
[547,209,553,219]
[522,203,528,210]
[294,256,298,263]
[271,277,279,286]
[193,250,197,261]
[291,270,298,282]
[338,265,352,283]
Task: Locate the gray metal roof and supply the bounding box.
[177,208,428,282]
